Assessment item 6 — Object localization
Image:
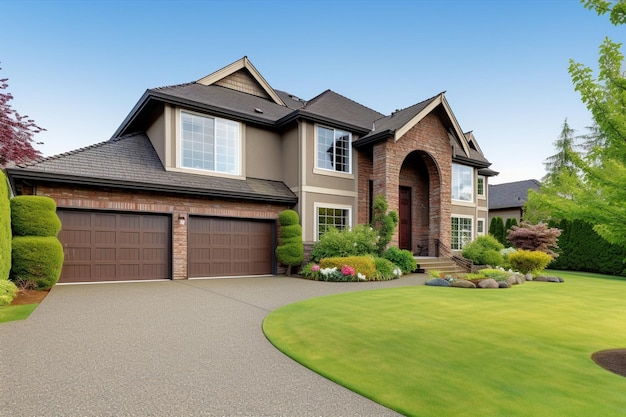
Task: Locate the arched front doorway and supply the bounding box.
[398,151,441,256]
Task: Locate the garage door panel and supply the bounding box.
[188,217,274,278]
[57,210,171,283]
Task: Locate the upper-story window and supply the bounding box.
[181,111,240,175]
[317,126,351,173]
[477,176,485,198]
[452,163,473,202]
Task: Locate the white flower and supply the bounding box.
[353,242,358,247]
[393,268,402,277]
[320,267,337,276]
[357,273,366,280]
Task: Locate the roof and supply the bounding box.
[6,133,297,204]
[488,179,541,210]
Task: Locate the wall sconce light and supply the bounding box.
[178,214,186,226]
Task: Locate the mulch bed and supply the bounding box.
[592,349,626,378]
[10,289,49,306]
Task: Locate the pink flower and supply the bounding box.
[311,264,320,272]
[341,265,355,276]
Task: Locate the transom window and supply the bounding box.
[452,164,473,201]
[181,111,240,175]
[316,206,350,240]
[451,216,472,250]
[317,126,351,173]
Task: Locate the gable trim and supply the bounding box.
[196,56,286,107]
[394,93,471,156]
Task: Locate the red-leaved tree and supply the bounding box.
[0,65,44,168]
[507,221,561,258]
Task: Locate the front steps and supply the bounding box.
[415,257,467,275]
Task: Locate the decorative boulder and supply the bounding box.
[451,279,476,288]
[508,273,525,285]
[498,281,511,288]
[538,275,564,283]
[534,276,548,282]
[426,278,451,287]
[477,278,499,289]
[525,274,534,281]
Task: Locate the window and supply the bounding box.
[451,216,472,250]
[452,164,473,201]
[317,126,351,173]
[477,219,485,236]
[477,176,485,197]
[316,206,350,240]
[181,111,240,175]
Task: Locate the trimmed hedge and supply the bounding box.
[319,256,377,279]
[0,171,10,281]
[383,247,417,274]
[276,210,303,274]
[11,196,61,237]
[11,236,64,290]
[278,210,299,226]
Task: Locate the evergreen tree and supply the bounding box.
[542,118,579,185]
[489,216,505,245]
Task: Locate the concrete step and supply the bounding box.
[415,257,465,275]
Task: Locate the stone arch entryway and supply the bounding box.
[398,150,441,256]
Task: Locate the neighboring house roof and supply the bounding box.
[6,133,297,204]
[488,179,541,210]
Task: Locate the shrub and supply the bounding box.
[0,279,18,306]
[462,235,504,266]
[507,221,561,258]
[489,216,506,245]
[371,257,400,281]
[310,225,378,262]
[276,210,304,276]
[371,195,399,255]
[319,256,377,279]
[383,247,417,274]
[508,249,553,274]
[11,196,61,237]
[0,171,10,281]
[478,268,511,281]
[10,236,64,290]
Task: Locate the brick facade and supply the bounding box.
[358,112,452,255]
[36,184,290,280]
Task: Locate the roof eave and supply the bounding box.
[6,169,298,205]
[352,130,394,148]
[276,110,372,135]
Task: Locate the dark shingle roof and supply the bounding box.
[300,90,384,131]
[488,179,541,210]
[8,133,297,204]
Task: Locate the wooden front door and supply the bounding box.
[399,187,412,251]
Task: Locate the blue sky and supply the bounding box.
[3,0,625,184]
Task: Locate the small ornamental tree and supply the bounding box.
[275,209,303,276]
[371,194,399,255]
[507,221,561,258]
[1,65,45,168]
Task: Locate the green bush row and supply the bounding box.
[0,171,11,282]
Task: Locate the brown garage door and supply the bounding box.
[188,216,274,278]
[57,210,171,283]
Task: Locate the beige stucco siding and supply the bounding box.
[281,125,300,189]
[245,126,282,181]
[451,204,476,217]
[146,111,166,167]
[489,208,523,224]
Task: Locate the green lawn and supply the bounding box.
[0,303,39,323]
[263,271,626,416]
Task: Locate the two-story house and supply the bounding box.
[6,57,496,283]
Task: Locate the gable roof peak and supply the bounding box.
[195,56,286,106]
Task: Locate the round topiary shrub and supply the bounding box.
[11,236,64,290]
[0,279,18,306]
[462,235,504,266]
[11,196,62,237]
[276,210,304,276]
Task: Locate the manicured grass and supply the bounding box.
[0,304,39,323]
[263,271,626,416]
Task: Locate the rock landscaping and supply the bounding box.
[425,269,564,289]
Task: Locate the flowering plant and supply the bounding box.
[341,265,355,277]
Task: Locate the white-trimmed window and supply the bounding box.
[477,176,485,198]
[316,205,351,240]
[452,164,473,202]
[477,218,485,236]
[451,216,473,250]
[316,125,351,173]
[181,110,240,175]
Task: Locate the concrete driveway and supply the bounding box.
[0,275,426,417]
